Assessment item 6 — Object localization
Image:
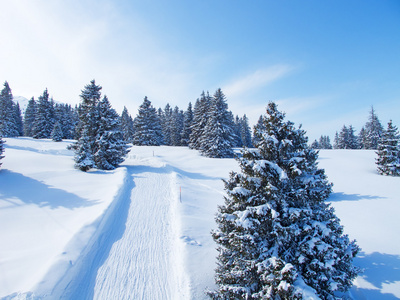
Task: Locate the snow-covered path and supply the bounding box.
[93,164,189,299]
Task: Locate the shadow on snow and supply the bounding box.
[351,252,400,299]
[53,166,134,299]
[328,192,385,202]
[0,170,97,209]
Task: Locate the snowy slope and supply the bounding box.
[0,140,399,299]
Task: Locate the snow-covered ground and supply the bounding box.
[0,138,399,299]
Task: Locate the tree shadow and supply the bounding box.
[328,192,385,202]
[130,164,222,181]
[350,252,400,299]
[0,170,98,209]
[4,143,73,157]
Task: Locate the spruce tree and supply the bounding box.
[240,114,253,148]
[0,81,19,137]
[94,96,129,170]
[132,97,163,146]
[171,106,184,146]
[24,97,37,137]
[210,102,360,299]
[51,121,63,142]
[376,120,400,176]
[253,115,265,147]
[363,106,383,150]
[121,106,134,143]
[200,88,234,158]
[32,89,55,139]
[181,102,193,146]
[189,91,211,150]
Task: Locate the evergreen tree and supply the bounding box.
[210,102,360,299]
[333,131,340,149]
[233,115,243,147]
[347,125,358,149]
[121,106,134,143]
[253,115,265,146]
[94,96,130,170]
[14,103,23,136]
[132,97,163,146]
[0,81,19,137]
[363,106,383,150]
[0,135,4,168]
[311,139,320,149]
[161,103,173,145]
[32,89,55,139]
[72,80,102,171]
[240,114,253,148]
[24,97,37,136]
[181,102,193,146]
[171,106,184,146]
[51,121,63,142]
[200,88,235,158]
[189,91,211,150]
[72,80,128,171]
[358,127,368,149]
[376,120,400,176]
[337,125,357,149]
[318,135,332,149]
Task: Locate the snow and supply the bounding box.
[0,140,399,299]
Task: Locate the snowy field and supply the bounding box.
[0,138,399,299]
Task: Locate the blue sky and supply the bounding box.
[1,0,399,141]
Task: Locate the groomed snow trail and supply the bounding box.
[92,161,190,299]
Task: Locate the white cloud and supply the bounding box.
[222,65,294,98]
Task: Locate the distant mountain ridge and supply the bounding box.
[13,95,29,114]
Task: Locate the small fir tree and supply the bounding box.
[363,106,383,150]
[376,120,400,176]
[189,91,211,150]
[51,121,63,142]
[181,102,193,146]
[132,97,163,146]
[24,97,37,137]
[210,102,360,299]
[200,88,234,158]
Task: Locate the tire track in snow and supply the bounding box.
[93,165,190,300]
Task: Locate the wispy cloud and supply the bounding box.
[223,65,294,98]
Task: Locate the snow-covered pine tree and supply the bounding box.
[358,127,367,149]
[24,97,37,137]
[32,89,55,139]
[189,91,211,150]
[376,120,400,176]
[210,102,360,299]
[14,103,23,137]
[253,115,265,147]
[171,106,184,146]
[0,135,4,168]
[180,102,193,146]
[51,121,63,142]
[311,139,320,149]
[333,132,340,149]
[72,80,102,171]
[0,81,19,137]
[121,106,134,143]
[233,115,243,147]
[240,114,253,148]
[200,88,234,158]
[363,106,383,150]
[94,96,129,170]
[132,97,163,146]
[318,135,332,149]
[347,125,358,149]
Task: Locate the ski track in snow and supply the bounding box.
[50,155,190,300]
[93,165,189,300]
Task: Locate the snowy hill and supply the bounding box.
[0,138,399,299]
[12,96,29,114]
